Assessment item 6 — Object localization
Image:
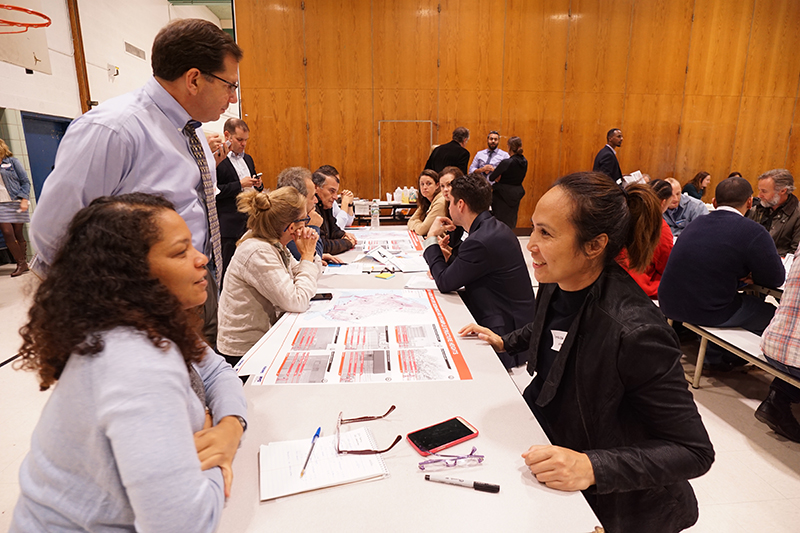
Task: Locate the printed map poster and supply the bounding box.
[237,289,471,385]
[348,229,422,253]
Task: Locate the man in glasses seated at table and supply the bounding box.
[313,170,357,255]
[422,172,535,369]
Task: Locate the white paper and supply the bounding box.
[404,274,439,290]
[259,427,389,500]
[324,263,364,276]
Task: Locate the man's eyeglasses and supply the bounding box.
[202,71,239,93]
[336,405,402,455]
[284,215,311,232]
[417,446,484,470]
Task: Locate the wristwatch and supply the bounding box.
[232,415,247,432]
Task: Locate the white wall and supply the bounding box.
[0,0,81,118]
[0,0,239,133]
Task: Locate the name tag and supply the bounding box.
[551,330,568,351]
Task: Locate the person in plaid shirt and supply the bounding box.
[759,253,800,442]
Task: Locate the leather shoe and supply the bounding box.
[755,390,800,443]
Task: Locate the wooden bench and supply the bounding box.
[683,323,800,390]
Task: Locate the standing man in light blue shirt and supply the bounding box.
[468,130,509,180]
[29,18,242,345]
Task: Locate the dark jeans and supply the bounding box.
[703,295,776,365]
[765,356,800,404]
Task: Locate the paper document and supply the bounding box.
[324,263,363,276]
[404,273,439,290]
[259,426,389,500]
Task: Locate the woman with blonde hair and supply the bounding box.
[217,187,322,366]
[0,138,31,276]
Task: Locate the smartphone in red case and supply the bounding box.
[406,416,479,456]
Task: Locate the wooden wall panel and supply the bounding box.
[561,92,625,176]
[731,96,795,179]
[742,0,800,97]
[438,89,503,162]
[502,90,564,226]
[503,0,570,93]
[566,0,633,94]
[307,89,375,196]
[304,0,373,90]
[371,0,438,91]
[379,121,435,197]
[626,0,692,95]
[235,0,305,90]
[439,0,506,92]
[241,88,309,188]
[623,93,683,179]
[684,0,754,96]
[372,0,439,184]
[236,0,307,185]
[675,95,740,184]
[785,102,800,178]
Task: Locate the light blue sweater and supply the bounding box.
[10,327,248,532]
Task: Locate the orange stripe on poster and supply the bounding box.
[425,290,472,380]
[408,230,422,251]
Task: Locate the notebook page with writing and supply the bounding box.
[259,426,389,500]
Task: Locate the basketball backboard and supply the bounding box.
[0,0,52,74]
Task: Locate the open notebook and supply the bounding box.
[259,426,389,500]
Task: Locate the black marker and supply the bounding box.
[424,474,500,493]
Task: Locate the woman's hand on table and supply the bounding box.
[458,323,504,352]
[521,445,595,492]
[194,416,245,498]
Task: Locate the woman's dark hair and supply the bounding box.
[508,136,523,156]
[416,169,440,216]
[689,171,711,194]
[649,179,674,202]
[439,166,464,181]
[554,172,662,272]
[17,193,207,390]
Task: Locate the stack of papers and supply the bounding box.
[259,427,389,500]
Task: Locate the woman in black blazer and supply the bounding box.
[488,136,527,229]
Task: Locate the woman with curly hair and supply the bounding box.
[11,193,247,533]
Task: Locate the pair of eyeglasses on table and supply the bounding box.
[335,406,485,470]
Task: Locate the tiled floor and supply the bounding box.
[3,257,800,531]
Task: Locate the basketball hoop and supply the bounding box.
[0,4,52,35]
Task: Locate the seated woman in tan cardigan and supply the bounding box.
[217,187,322,367]
[407,169,446,237]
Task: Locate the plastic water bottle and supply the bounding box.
[409,187,418,203]
[370,199,380,228]
[402,186,409,203]
[393,187,402,202]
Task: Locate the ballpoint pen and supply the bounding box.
[300,427,321,478]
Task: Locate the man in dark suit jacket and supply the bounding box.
[312,170,356,255]
[423,172,535,368]
[592,128,623,186]
[215,118,262,280]
[425,126,471,175]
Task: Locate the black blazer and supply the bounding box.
[424,210,535,365]
[216,154,257,239]
[592,145,622,185]
[424,140,470,175]
[502,264,714,533]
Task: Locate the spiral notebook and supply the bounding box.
[259,426,390,500]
